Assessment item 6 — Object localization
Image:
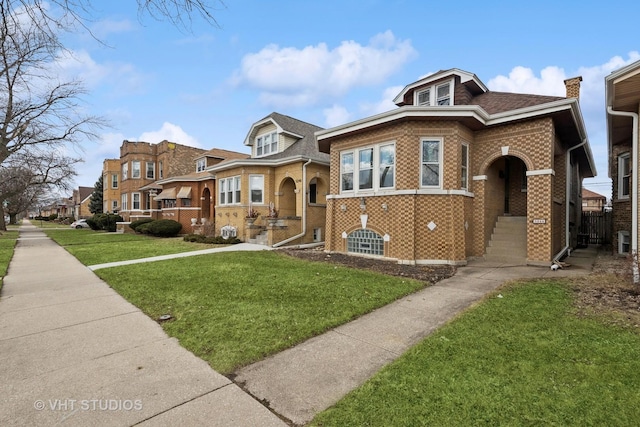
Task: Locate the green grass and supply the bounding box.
[44,229,215,265]
[0,230,19,290]
[310,280,640,426]
[95,251,426,373]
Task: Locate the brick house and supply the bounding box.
[102,159,120,214]
[316,68,596,266]
[208,112,330,246]
[152,148,249,232]
[72,186,94,219]
[117,140,207,222]
[581,188,606,212]
[605,59,640,276]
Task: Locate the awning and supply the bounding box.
[153,187,176,200]
[176,186,192,199]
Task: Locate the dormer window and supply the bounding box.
[196,158,206,172]
[256,131,278,157]
[415,80,452,106]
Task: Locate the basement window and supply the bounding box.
[347,229,384,256]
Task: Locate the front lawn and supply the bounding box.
[310,280,640,426]
[44,229,215,265]
[95,251,426,373]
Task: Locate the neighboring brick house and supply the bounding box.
[605,59,640,273]
[208,112,330,246]
[117,140,206,222]
[102,159,121,214]
[316,68,596,266]
[581,188,606,212]
[152,148,249,232]
[72,186,94,219]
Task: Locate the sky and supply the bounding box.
[54,0,640,201]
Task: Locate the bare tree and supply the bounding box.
[0,149,80,228]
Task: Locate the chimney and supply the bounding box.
[564,76,582,99]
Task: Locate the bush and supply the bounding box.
[129,218,155,232]
[48,214,58,221]
[183,234,241,244]
[139,219,182,237]
[88,213,124,232]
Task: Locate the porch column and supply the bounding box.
[526,173,553,264]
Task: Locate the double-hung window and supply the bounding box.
[340,143,395,193]
[460,143,469,190]
[132,193,141,210]
[415,80,452,106]
[250,175,264,204]
[421,138,442,187]
[121,193,128,211]
[122,163,128,180]
[131,161,141,179]
[111,173,118,189]
[619,153,631,199]
[196,158,206,172]
[219,176,241,205]
[146,162,155,179]
[256,131,278,157]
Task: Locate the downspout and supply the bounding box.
[554,138,588,262]
[607,106,639,283]
[272,158,313,248]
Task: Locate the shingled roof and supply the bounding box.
[470,91,565,115]
[255,112,329,162]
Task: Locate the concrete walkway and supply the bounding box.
[0,222,286,427]
[0,221,598,426]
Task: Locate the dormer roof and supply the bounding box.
[393,68,488,106]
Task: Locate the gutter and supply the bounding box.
[272,158,313,248]
[554,139,588,263]
[607,106,639,283]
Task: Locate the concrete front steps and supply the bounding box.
[484,216,527,264]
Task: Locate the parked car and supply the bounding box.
[70,219,90,229]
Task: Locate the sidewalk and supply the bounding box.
[0,221,598,426]
[0,222,286,426]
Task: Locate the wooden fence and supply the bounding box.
[580,211,612,245]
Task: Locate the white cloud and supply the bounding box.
[90,19,136,39]
[487,66,567,96]
[233,30,417,108]
[360,85,404,117]
[323,105,352,128]
[138,122,201,147]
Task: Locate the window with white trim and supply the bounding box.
[219,176,241,205]
[256,131,278,157]
[421,138,442,187]
[196,158,206,172]
[132,161,141,179]
[415,80,453,106]
[461,143,469,190]
[146,162,155,179]
[111,173,118,189]
[619,153,631,199]
[132,193,141,210]
[111,200,118,211]
[250,175,264,204]
[619,231,630,254]
[340,142,395,193]
[121,193,128,210]
[122,163,128,180]
[158,161,164,179]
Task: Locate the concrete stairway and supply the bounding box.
[484,216,527,264]
[248,229,269,246]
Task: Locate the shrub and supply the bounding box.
[183,234,207,243]
[88,213,123,232]
[48,213,58,221]
[139,219,182,237]
[129,218,155,232]
[183,234,241,244]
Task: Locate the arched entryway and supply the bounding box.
[308,177,327,205]
[279,177,297,217]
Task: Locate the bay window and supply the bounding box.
[219,176,241,205]
[340,142,395,193]
[132,161,141,179]
[146,162,155,179]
